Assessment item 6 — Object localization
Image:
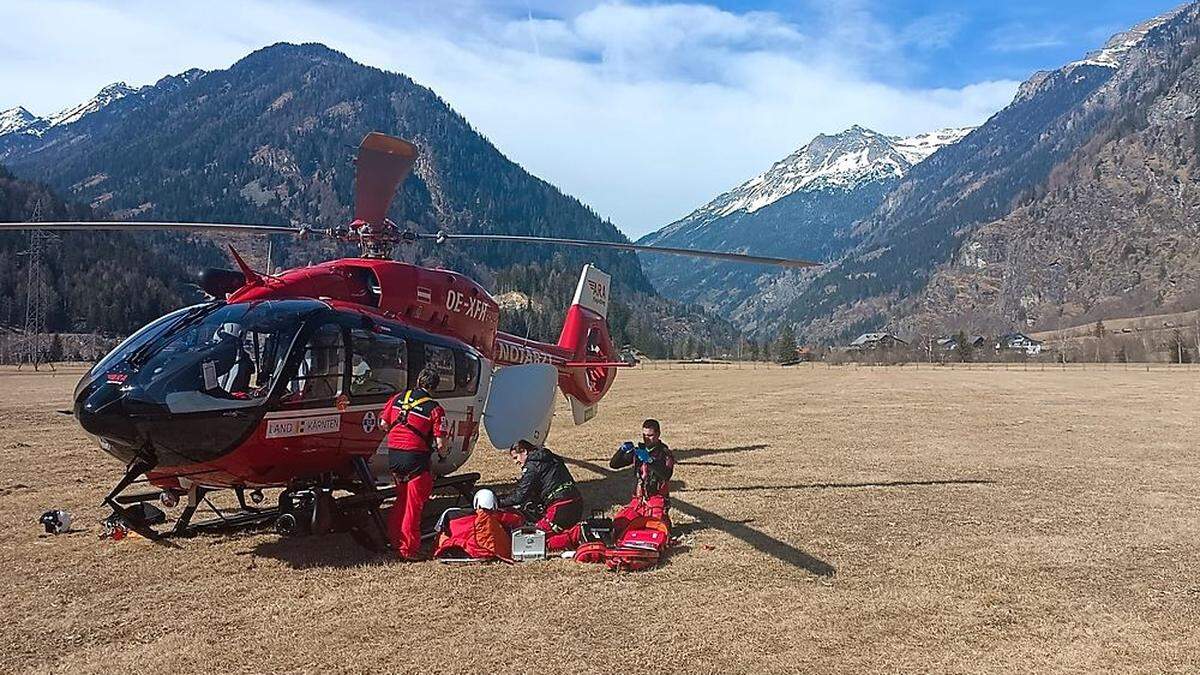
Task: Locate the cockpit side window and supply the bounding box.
[285,323,346,403]
[349,329,407,398]
[416,342,480,398]
[422,344,457,396]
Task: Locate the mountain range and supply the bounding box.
[4,3,1200,351]
[0,44,736,356]
[640,3,1200,343]
[637,125,971,329]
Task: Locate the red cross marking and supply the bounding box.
[457,406,478,454]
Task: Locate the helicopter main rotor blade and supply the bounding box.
[0,221,301,234]
[417,232,821,268]
[354,132,418,225]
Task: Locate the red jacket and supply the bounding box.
[434,510,524,561]
[381,388,445,452]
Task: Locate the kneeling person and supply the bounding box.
[498,440,583,551]
[610,418,674,531]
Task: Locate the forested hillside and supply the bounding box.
[0,167,226,333]
[0,44,738,354]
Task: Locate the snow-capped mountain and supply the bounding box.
[0,73,206,142]
[637,124,972,323]
[643,124,971,249]
[0,106,42,136]
[1069,6,1185,69]
[1,71,207,161]
[0,84,136,140]
[47,82,139,128]
[890,127,975,164]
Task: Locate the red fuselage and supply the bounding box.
[75,258,616,490]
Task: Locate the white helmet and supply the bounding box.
[473,489,497,511]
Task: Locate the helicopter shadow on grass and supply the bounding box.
[244,491,475,570]
[562,443,838,577]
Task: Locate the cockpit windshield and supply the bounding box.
[130,300,324,413]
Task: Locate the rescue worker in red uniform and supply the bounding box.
[610,418,675,531]
[498,440,584,551]
[379,367,447,560]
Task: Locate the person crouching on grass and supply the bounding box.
[497,440,584,551]
[379,367,448,561]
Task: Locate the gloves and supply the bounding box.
[620,441,635,454]
[634,446,653,464]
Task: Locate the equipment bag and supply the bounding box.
[580,516,614,546]
[604,546,660,572]
[574,541,608,564]
[617,527,667,552]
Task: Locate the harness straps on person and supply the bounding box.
[393,389,436,449]
[544,482,577,502]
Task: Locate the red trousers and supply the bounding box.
[389,468,433,559]
[536,498,582,552]
[613,494,670,534]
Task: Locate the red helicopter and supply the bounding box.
[1,132,817,546]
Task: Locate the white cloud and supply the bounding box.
[0,0,1019,237]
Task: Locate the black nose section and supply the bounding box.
[76,382,140,445]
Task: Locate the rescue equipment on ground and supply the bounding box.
[571,514,671,571]
[604,545,660,571]
[574,541,608,564]
[433,508,520,562]
[617,526,668,551]
[511,527,547,561]
[39,509,72,534]
[579,515,614,546]
[100,503,166,540]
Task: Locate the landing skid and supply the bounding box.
[102,460,480,549]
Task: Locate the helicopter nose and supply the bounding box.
[76,382,141,445]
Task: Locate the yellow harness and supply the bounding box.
[393,389,436,449]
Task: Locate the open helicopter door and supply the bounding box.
[483,363,557,449]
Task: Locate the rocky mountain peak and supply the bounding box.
[654,123,971,237]
[1069,4,1188,69]
[0,106,39,136]
[47,81,141,128]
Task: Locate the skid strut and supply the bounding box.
[350,456,393,550]
[102,457,166,541]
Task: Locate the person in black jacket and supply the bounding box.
[610,418,675,528]
[498,440,583,550]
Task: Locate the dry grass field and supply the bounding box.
[1,364,1198,673]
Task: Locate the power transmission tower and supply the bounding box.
[17,198,58,371]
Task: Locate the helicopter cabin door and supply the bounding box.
[341,326,409,459]
[413,340,484,475]
[267,321,348,460]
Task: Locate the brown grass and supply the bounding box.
[1,365,1198,673]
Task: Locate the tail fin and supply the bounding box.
[557,265,617,424]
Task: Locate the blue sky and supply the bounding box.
[0,0,1185,237]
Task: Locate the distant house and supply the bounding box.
[997,332,1044,355]
[619,344,644,364]
[936,335,987,351]
[781,346,817,365]
[848,332,908,351]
